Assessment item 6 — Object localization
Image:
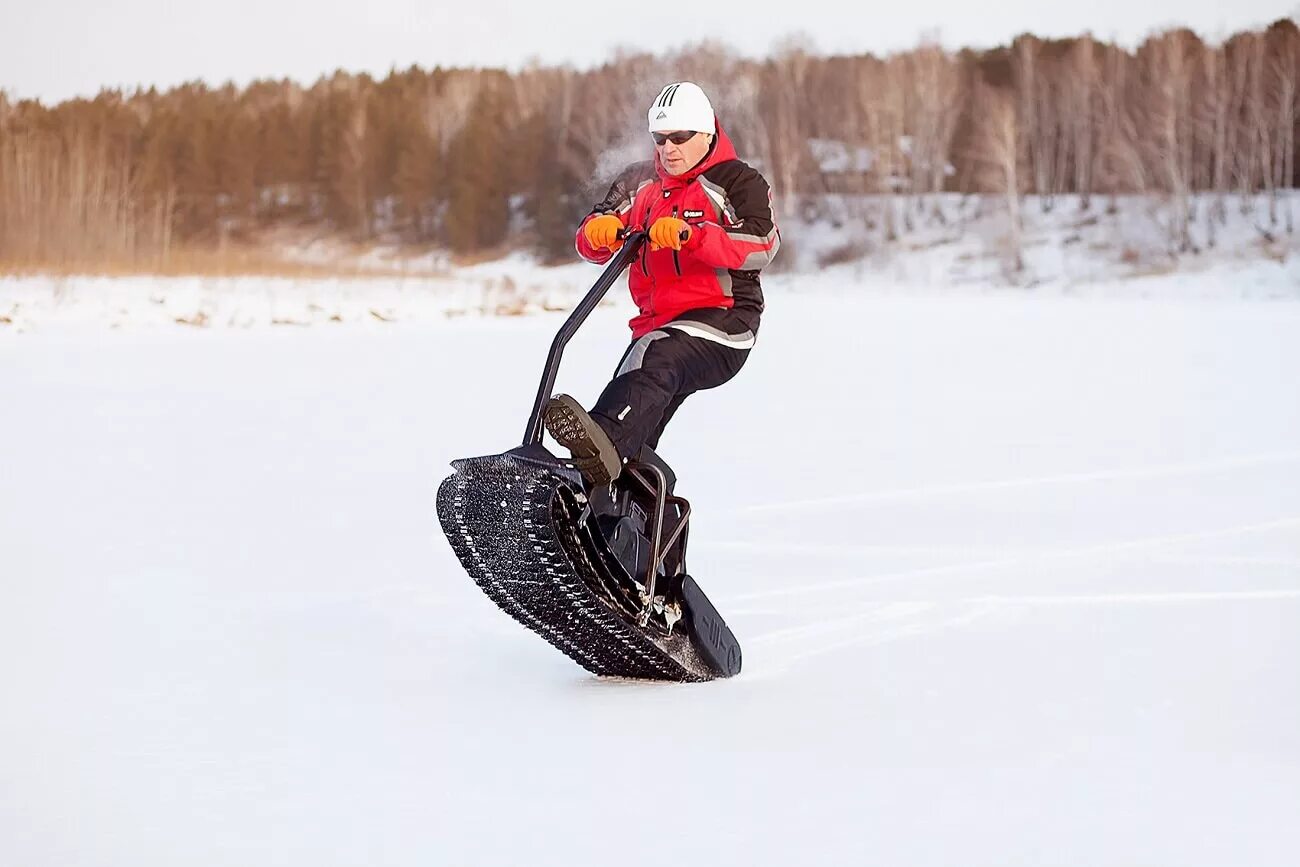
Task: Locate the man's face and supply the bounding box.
[655,131,713,176]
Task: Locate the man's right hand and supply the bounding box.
[583,214,624,251]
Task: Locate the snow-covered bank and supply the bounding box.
[0,264,595,334]
[3,193,1297,334]
[781,192,1300,288]
[2,256,1297,335]
[2,293,1298,866]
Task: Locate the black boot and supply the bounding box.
[543,394,623,486]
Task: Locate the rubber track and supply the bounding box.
[436,454,711,682]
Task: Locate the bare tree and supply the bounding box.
[1097,41,1148,208]
[762,37,815,221]
[906,39,964,219]
[1231,32,1266,214]
[1014,35,1064,209]
[1065,35,1102,209]
[855,53,908,239]
[1144,30,1199,251]
[1266,24,1298,230]
[1202,44,1233,234]
[974,80,1024,277]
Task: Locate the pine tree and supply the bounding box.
[445,79,513,255]
[517,112,586,263]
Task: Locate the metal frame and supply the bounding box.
[519,227,694,626]
[622,462,692,626]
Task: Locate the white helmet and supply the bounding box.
[648,82,716,135]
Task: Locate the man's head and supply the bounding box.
[648,82,716,176]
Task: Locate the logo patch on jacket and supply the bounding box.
[682,209,705,219]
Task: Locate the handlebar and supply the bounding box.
[522,231,649,446]
[616,226,690,243]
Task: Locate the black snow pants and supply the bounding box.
[589,306,759,461]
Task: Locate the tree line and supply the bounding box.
[0,19,1296,270]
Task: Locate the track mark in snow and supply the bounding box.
[741,589,1300,674]
[700,540,1026,558]
[738,588,1300,621]
[733,450,1300,515]
[218,583,445,612]
[744,600,1003,677]
[969,589,1300,605]
[729,516,1300,602]
[1144,555,1300,570]
[748,600,934,646]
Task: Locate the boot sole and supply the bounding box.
[544,395,622,486]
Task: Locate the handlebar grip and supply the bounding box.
[616,227,690,242]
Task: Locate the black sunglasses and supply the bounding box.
[652,130,699,146]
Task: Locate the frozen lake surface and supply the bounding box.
[3,291,1298,865]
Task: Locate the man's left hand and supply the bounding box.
[649,217,691,251]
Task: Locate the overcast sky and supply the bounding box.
[3,0,1297,103]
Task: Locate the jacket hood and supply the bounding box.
[653,119,737,187]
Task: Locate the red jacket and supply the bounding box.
[575,123,780,338]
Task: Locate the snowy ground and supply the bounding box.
[2,289,1299,865]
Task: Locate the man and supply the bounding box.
[544,81,780,486]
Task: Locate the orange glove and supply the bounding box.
[583,214,624,251]
[649,217,691,251]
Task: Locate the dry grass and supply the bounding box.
[442,240,518,268]
[0,243,446,280]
